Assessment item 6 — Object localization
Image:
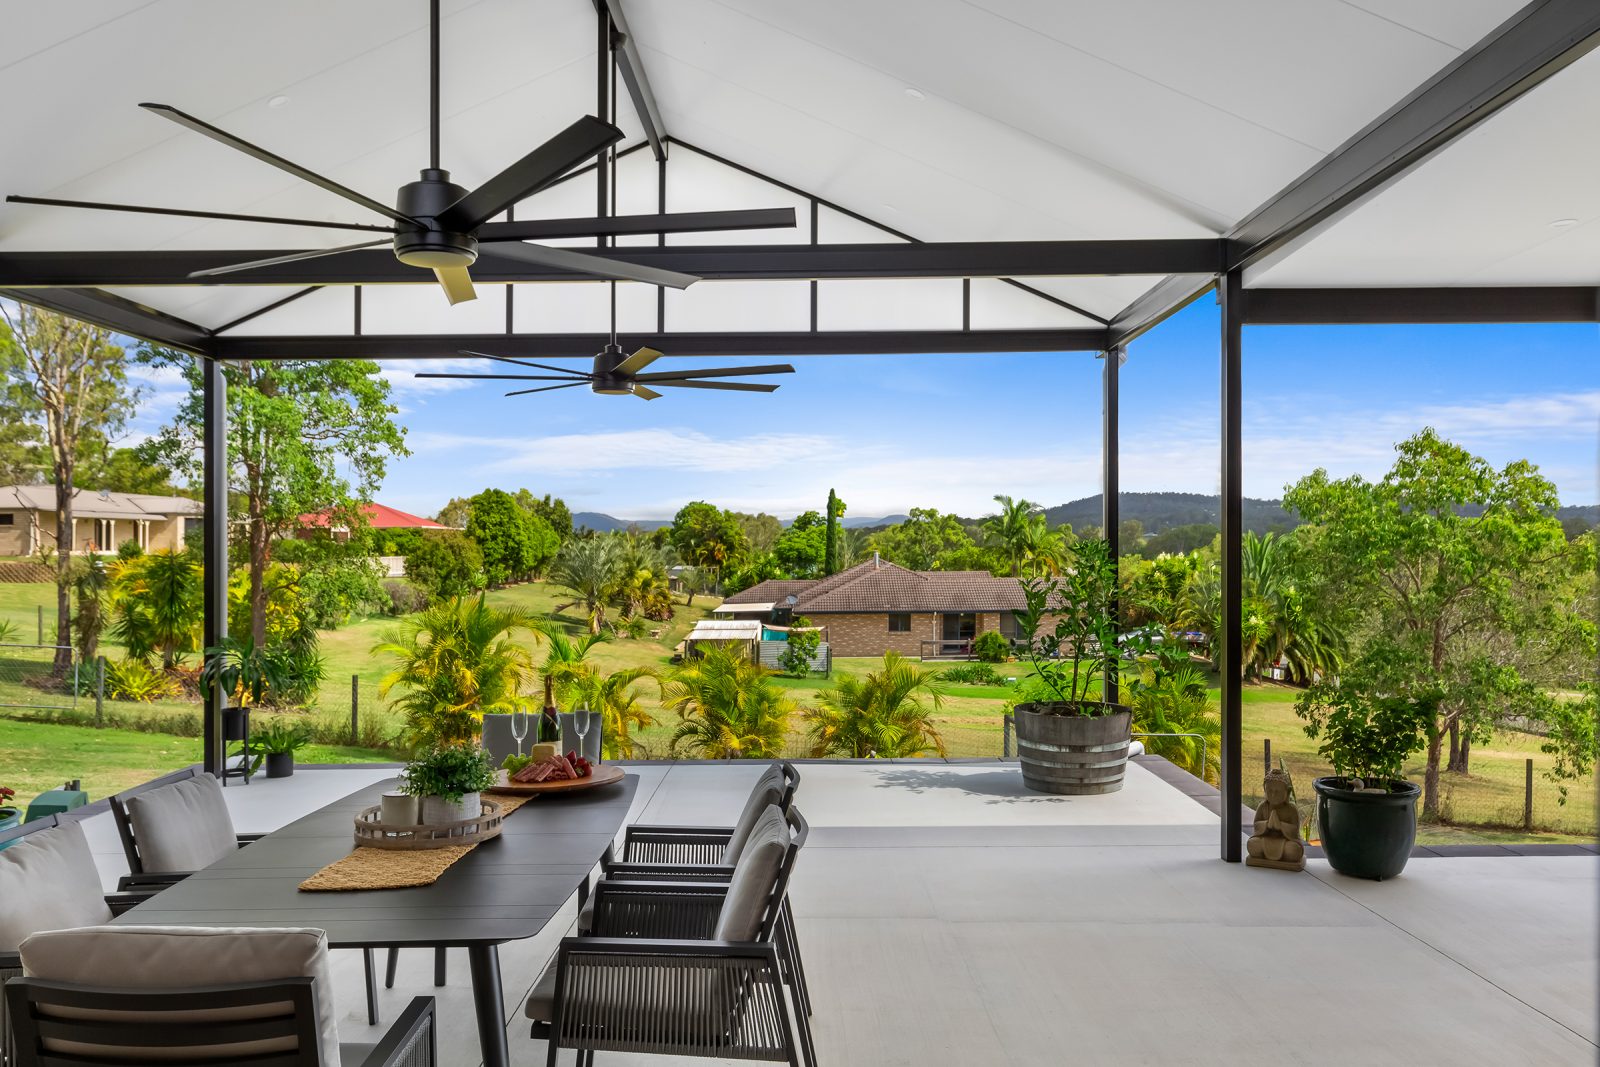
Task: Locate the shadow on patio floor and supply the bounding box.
[871,766,1065,803]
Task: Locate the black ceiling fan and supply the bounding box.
[5,1,796,305]
[417,344,794,401]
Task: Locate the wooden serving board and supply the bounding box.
[485,763,625,796]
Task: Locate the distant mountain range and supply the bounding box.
[573,496,1596,538]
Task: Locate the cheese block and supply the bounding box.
[529,742,559,762]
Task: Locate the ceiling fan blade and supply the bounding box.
[186,238,392,279]
[506,382,587,398]
[140,103,418,225]
[458,351,591,376]
[435,115,623,232]
[433,266,477,305]
[633,363,795,382]
[478,207,797,242]
[632,384,663,400]
[649,379,780,393]
[414,373,589,382]
[478,242,698,289]
[4,195,396,234]
[614,347,663,376]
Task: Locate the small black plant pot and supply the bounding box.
[1313,776,1420,880]
[265,752,296,779]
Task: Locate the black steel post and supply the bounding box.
[595,6,610,247]
[428,0,440,170]
[1219,270,1244,861]
[201,356,229,777]
[1102,345,1122,706]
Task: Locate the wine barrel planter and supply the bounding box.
[1314,777,1420,880]
[1013,704,1133,795]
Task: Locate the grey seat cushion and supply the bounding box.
[714,805,789,943]
[341,1042,376,1064]
[723,764,787,865]
[123,772,238,873]
[480,714,518,768]
[19,925,341,1065]
[0,821,112,952]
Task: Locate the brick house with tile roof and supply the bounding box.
[716,556,1031,658]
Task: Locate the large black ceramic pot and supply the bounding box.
[1013,703,1132,794]
[1313,777,1420,880]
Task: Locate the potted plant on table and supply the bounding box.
[402,744,498,825]
[1296,669,1433,880]
[253,719,312,779]
[1011,538,1152,794]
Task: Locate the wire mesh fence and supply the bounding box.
[0,643,78,711]
[1245,738,1596,839]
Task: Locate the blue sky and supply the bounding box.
[126,299,1598,521]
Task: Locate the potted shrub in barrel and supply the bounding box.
[1011,538,1151,794]
[254,719,311,779]
[1296,673,1433,880]
[402,744,498,825]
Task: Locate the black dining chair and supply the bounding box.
[108,768,386,1027]
[527,804,814,1067]
[4,925,436,1067]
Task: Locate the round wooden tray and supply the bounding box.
[353,798,505,850]
[485,763,625,796]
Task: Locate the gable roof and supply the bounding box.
[722,558,1029,615]
[0,485,200,521]
[297,503,447,531]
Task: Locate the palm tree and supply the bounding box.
[661,644,792,759]
[550,536,623,634]
[540,629,608,699]
[982,495,1042,577]
[566,665,658,758]
[374,593,544,748]
[109,549,201,667]
[1127,663,1220,783]
[803,652,948,758]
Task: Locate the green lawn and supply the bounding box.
[2,578,1591,843]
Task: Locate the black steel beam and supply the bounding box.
[0,286,212,353]
[483,208,796,241]
[1101,345,1121,706]
[1243,286,1600,324]
[0,240,1224,288]
[1107,275,1215,347]
[1110,0,1600,345]
[201,356,228,778]
[1219,270,1244,863]
[599,0,667,161]
[213,327,1109,361]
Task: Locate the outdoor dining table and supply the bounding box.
[114,772,640,1067]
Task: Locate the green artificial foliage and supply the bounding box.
[401,744,498,802]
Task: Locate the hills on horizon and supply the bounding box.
[572,493,1598,538]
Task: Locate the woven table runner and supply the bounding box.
[299,794,536,892]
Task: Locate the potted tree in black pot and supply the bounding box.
[200,636,290,782]
[1296,668,1434,880]
[1011,538,1151,794]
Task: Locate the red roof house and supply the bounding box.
[295,503,451,538]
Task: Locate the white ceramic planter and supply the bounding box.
[420,792,479,825]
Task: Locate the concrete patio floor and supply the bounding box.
[73,759,1598,1066]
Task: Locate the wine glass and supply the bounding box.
[573,702,592,761]
[510,705,530,758]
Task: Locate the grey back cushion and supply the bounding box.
[123,772,237,872]
[0,821,112,952]
[480,714,518,768]
[714,805,790,943]
[19,925,340,1064]
[723,763,786,865]
[558,710,602,763]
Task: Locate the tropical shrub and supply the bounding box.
[382,579,428,616]
[804,652,947,758]
[405,531,484,600]
[1125,663,1220,783]
[940,662,1005,686]
[777,618,821,677]
[662,645,791,759]
[375,594,544,749]
[972,630,1010,663]
[109,549,201,666]
[104,657,174,702]
[199,636,291,708]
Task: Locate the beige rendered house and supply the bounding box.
[0,485,200,557]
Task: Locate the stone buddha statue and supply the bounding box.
[1246,767,1305,871]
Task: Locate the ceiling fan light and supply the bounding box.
[592,381,633,396]
[397,246,475,268]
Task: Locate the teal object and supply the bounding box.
[25,788,89,823]
[762,627,788,642]
[0,808,20,849]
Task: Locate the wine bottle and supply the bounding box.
[538,675,562,744]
